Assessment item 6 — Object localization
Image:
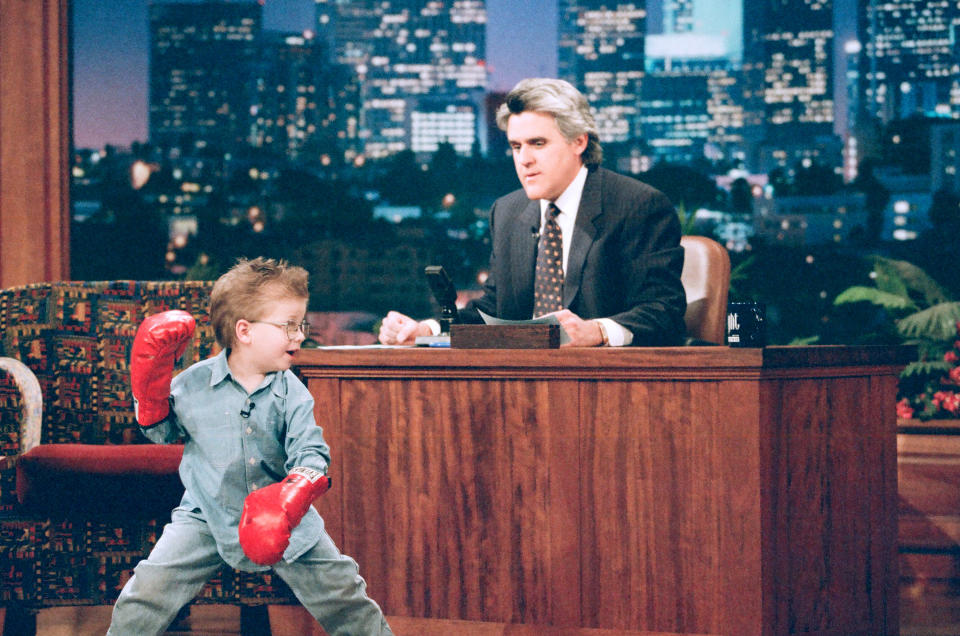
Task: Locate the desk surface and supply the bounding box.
[298,344,914,378]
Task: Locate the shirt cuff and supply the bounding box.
[422,319,442,336]
[597,318,633,347]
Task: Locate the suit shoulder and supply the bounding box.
[597,167,668,200]
[594,167,674,214]
[492,187,530,210]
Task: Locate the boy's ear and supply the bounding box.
[235,319,253,345]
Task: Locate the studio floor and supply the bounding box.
[5,580,956,636]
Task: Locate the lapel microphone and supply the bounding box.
[240,400,255,418]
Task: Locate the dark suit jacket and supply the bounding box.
[460,166,687,346]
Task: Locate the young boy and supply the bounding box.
[108,257,393,635]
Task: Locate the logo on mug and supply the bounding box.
[727,302,766,347]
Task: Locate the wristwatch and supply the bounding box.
[596,320,609,346]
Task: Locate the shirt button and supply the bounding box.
[248,457,257,465]
[250,484,258,491]
[246,427,253,435]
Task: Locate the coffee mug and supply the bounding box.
[727,302,766,347]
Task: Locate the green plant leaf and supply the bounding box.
[874,257,952,307]
[676,202,697,235]
[901,360,954,378]
[833,286,918,312]
[870,257,910,298]
[897,302,960,340]
[727,254,754,301]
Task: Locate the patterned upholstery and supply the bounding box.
[0,281,298,612]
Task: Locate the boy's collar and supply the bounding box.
[210,349,285,396]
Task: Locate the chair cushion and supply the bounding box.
[16,443,184,517]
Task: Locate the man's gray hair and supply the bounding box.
[495,78,602,167]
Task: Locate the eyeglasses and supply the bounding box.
[250,320,310,340]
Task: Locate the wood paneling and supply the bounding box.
[0,0,70,287]
[898,425,960,636]
[297,346,908,635]
[898,425,960,573]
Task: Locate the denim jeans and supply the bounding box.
[107,508,392,636]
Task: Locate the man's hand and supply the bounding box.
[130,310,196,426]
[238,467,331,566]
[378,310,431,345]
[552,309,605,347]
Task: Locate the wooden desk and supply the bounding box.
[296,345,910,635]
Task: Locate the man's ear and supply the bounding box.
[573,133,588,156]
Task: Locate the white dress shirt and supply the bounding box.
[539,166,633,346]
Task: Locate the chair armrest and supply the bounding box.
[0,357,43,466]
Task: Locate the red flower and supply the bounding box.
[946,351,959,364]
[950,366,960,384]
[932,391,960,414]
[944,393,960,415]
[896,398,915,419]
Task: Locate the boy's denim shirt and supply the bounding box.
[142,349,331,571]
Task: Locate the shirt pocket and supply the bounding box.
[189,412,242,470]
[257,406,288,476]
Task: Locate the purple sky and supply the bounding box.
[72,0,558,149]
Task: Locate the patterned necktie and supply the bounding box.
[533,203,564,317]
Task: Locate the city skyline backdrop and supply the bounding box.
[74,0,857,150]
[73,0,559,148]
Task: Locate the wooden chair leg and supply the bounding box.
[240,604,272,636]
[1,605,37,636]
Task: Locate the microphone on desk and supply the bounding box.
[425,265,459,335]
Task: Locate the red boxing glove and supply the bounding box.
[238,467,331,566]
[130,310,196,427]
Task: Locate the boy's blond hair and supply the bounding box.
[210,257,309,349]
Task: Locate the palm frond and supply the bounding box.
[897,302,960,340]
[676,202,697,235]
[727,254,754,300]
[870,257,910,298]
[901,359,954,378]
[874,257,951,307]
[833,286,918,312]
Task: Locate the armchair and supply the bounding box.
[679,235,731,345]
[0,280,297,635]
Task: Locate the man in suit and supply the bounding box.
[378,78,686,347]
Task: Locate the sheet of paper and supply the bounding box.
[314,344,410,349]
[477,309,571,345]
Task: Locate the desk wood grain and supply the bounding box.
[298,346,907,635]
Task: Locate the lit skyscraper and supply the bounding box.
[663,0,695,33]
[149,2,262,148]
[314,0,487,159]
[249,31,358,165]
[744,0,837,171]
[642,0,746,165]
[859,0,960,123]
[746,0,834,135]
[250,32,327,159]
[558,1,647,143]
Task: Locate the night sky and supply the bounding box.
[72,0,558,149]
[73,0,855,151]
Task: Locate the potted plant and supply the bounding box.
[833,256,960,420]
